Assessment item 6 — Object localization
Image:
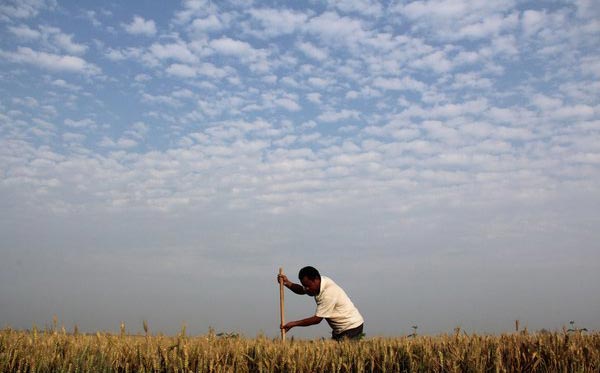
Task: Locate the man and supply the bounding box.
[277,266,364,340]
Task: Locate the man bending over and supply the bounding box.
[277,266,364,340]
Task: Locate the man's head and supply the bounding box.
[299,266,321,296]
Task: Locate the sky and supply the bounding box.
[1,0,599,338]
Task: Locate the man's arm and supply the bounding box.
[277,274,306,295]
[281,315,323,332]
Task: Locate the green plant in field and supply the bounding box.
[216,332,240,339]
[408,325,418,338]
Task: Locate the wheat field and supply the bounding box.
[1,324,598,372]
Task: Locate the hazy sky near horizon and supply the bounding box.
[1,0,599,338]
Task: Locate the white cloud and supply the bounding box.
[273,135,297,147]
[345,90,359,99]
[522,10,546,37]
[53,32,88,55]
[373,76,426,91]
[7,24,41,39]
[150,42,198,63]
[581,56,600,77]
[173,0,216,25]
[83,10,102,27]
[105,48,126,61]
[126,121,149,140]
[141,93,182,107]
[123,15,157,36]
[395,0,517,41]
[279,76,298,88]
[99,136,138,149]
[196,62,229,78]
[51,79,81,91]
[330,0,383,17]
[454,50,481,65]
[456,13,519,40]
[398,0,468,20]
[0,47,100,75]
[307,77,332,88]
[210,37,258,58]
[134,73,151,82]
[495,126,534,141]
[9,24,88,55]
[12,96,38,107]
[570,152,600,164]
[307,92,321,104]
[303,11,368,47]
[451,72,493,90]
[429,99,489,118]
[318,109,360,123]
[411,50,454,73]
[490,34,518,57]
[64,118,95,129]
[297,41,328,61]
[104,47,148,64]
[62,132,86,143]
[32,117,56,134]
[553,105,595,120]
[532,94,562,110]
[275,97,301,112]
[0,0,56,20]
[363,122,421,141]
[574,0,599,19]
[166,63,197,78]
[422,120,461,144]
[249,8,309,37]
[172,89,195,99]
[190,14,223,33]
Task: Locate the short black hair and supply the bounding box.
[298,266,320,281]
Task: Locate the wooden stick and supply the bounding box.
[279,267,285,341]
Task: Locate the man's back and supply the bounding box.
[314,276,364,334]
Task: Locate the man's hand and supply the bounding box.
[281,321,295,332]
[277,273,307,294]
[281,316,322,332]
[277,273,291,287]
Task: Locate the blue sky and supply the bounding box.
[1,0,599,338]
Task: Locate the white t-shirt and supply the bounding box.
[314,276,364,334]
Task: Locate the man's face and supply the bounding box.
[300,276,320,296]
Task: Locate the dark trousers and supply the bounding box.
[332,324,364,341]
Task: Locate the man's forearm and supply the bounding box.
[285,281,306,295]
[288,315,322,328]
